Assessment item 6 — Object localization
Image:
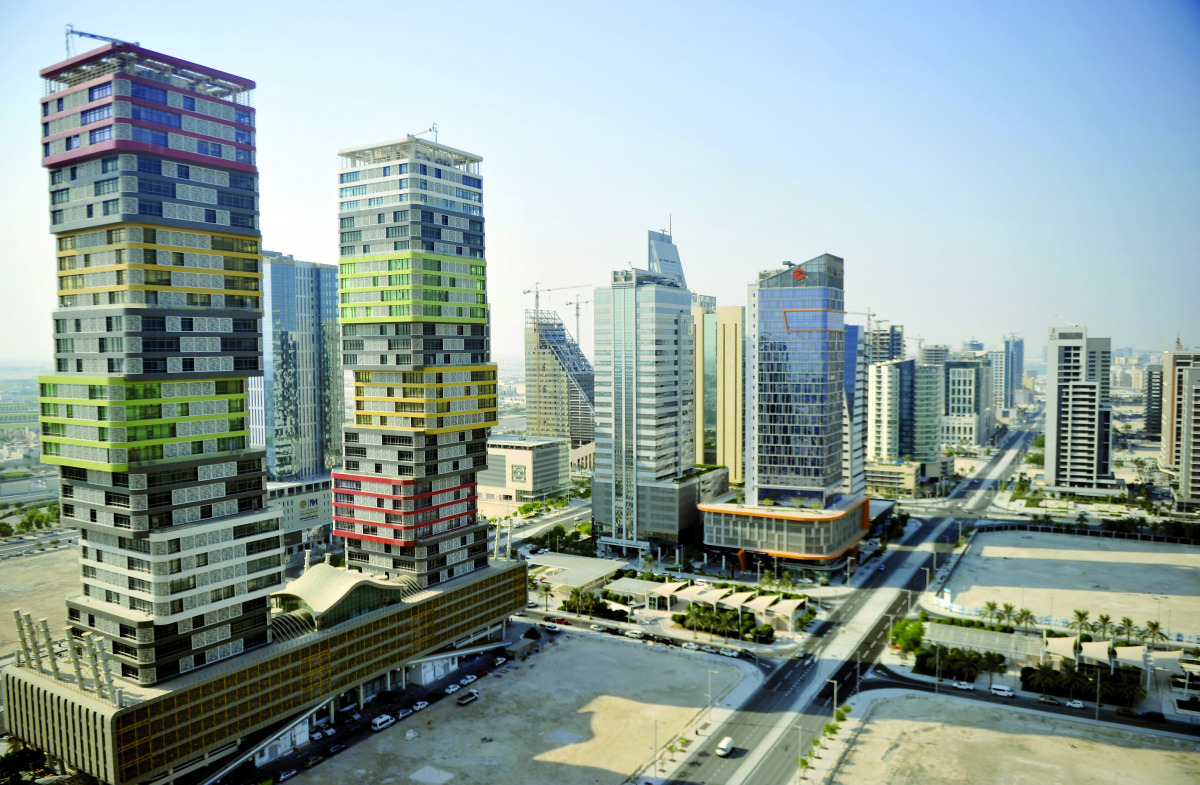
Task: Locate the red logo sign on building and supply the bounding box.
[792,268,806,281]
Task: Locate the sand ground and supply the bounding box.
[0,546,78,655]
[833,694,1200,785]
[944,530,1200,638]
[289,633,745,785]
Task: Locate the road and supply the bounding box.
[668,427,1038,785]
[0,529,74,559]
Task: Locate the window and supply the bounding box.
[130,105,181,128]
[51,189,70,204]
[340,184,368,197]
[138,180,175,198]
[340,171,360,184]
[131,127,168,146]
[235,110,253,126]
[235,148,252,163]
[101,156,119,173]
[51,210,63,225]
[217,192,254,209]
[341,230,362,243]
[102,199,120,216]
[175,164,190,180]
[138,202,164,217]
[137,157,162,175]
[196,140,223,157]
[230,213,254,228]
[229,173,254,190]
[182,95,195,111]
[80,106,112,125]
[94,178,119,196]
[204,209,217,223]
[340,216,355,228]
[88,83,113,101]
[64,135,81,150]
[130,83,168,104]
[50,169,63,185]
[89,127,113,144]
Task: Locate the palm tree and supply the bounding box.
[958,651,982,683]
[1111,675,1148,707]
[761,568,777,590]
[1059,661,1089,699]
[1014,608,1036,635]
[1094,613,1115,640]
[1067,609,1091,636]
[1118,616,1136,645]
[1000,603,1016,627]
[1027,663,1059,696]
[777,571,795,594]
[538,581,554,611]
[1143,620,1168,648]
[982,600,999,625]
[982,652,1006,688]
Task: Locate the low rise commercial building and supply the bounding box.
[476,435,570,517]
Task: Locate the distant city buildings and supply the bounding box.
[593,231,725,554]
[864,358,943,496]
[1159,350,1200,511]
[693,303,746,484]
[919,343,950,365]
[865,324,905,364]
[1044,326,1121,495]
[941,355,995,446]
[249,250,341,480]
[524,310,595,447]
[1003,335,1025,409]
[1143,363,1163,438]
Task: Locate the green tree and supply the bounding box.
[1014,607,1036,634]
[1143,620,1168,647]
[1067,609,1091,636]
[982,601,999,625]
[1110,675,1148,707]
[1059,661,1089,699]
[1027,663,1059,696]
[760,568,777,591]
[538,582,554,611]
[1076,512,1089,524]
[999,603,1016,627]
[0,523,11,538]
[1118,616,1136,645]
[981,652,1006,688]
[1094,613,1115,640]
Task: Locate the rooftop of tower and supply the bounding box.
[40,42,255,102]
[338,136,482,172]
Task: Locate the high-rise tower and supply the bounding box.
[1045,326,1120,494]
[525,310,595,447]
[332,136,496,586]
[37,42,280,685]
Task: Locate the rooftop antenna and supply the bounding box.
[65,24,138,58]
[411,123,439,143]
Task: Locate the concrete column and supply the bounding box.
[328,703,335,724]
[401,667,406,690]
[385,671,392,690]
[357,684,364,709]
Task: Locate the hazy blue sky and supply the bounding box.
[1,1,1197,367]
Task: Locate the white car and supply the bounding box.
[445,684,461,695]
[460,674,477,686]
[412,701,429,712]
[309,730,323,742]
[682,642,699,651]
[719,648,739,658]
[493,657,507,667]
[952,681,973,691]
[701,645,717,654]
[590,624,604,631]
[1066,699,1085,709]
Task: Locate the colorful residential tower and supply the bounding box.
[332,136,497,586]
[36,42,281,685]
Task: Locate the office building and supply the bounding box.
[1144,363,1163,438]
[524,309,595,447]
[693,303,745,483]
[701,256,868,578]
[593,231,726,554]
[1044,327,1120,495]
[962,339,984,352]
[476,434,570,517]
[986,349,1008,413]
[865,359,943,495]
[249,251,341,480]
[266,475,334,563]
[1160,351,1200,510]
[332,135,496,586]
[35,40,282,686]
[842,323,867,497]
[1003,335,1024,409]
[941,357,995,446]
[866,324,905,364]
[920,344,950,365]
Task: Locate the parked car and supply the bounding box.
[371,715,396,732]
[460,674,478,686]
[396,708,414,720]
[412,700,430,712]
[1066,699,1085,709]
[1116,707,1139,718]
[590,624,604,632]
[445,684,461,695]
[550,618,569,626]
[952,681,973,691]
[1037,695,1061,705]
[719,648,739,658]
[493,657,507,667]
[323,726,337,736]
[624,630,644,639]
[989,685,1015,698]
[328,744,347,756]
[301,754,324,769]
[277,770,298,783]
[527,602,539,609]
[309,730,323,742]
[701,645,717,654]
[877,564,886,571]
[682,642,699,651]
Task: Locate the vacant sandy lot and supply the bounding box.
[289,633,746,785]
[946,530,1200,639]
[0,545,78,655]
[834,694,1200,785]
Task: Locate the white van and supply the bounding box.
[990,685,1015,698]
[371,714,396,731]
[715,736,734,757]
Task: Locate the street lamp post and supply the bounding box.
[827,678,838,720]
[922,567,932,592]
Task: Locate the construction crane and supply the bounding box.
[65,25,137,58]
[905,334,926,356]
[844,308,890,361]
[1056,314,1080,328]
[521,283,590,320]
[565,295,593,345]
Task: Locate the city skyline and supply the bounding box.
[2,1,1198,365]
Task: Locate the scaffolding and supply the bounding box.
[525,310,595,447]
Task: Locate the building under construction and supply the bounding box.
[524,310,595,447]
